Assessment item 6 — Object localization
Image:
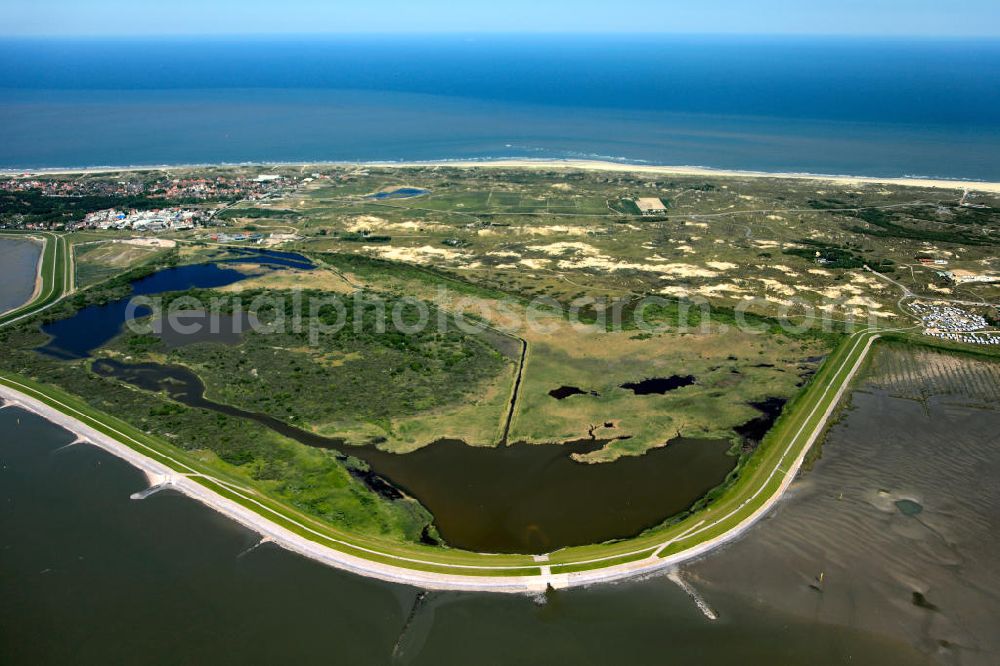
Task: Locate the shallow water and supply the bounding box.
[0,236,41,315]
[688,346,1000,665]
[0,404,930,665]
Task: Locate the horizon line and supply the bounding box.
[3,31,1000,40]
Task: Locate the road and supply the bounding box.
[864,264,998,320]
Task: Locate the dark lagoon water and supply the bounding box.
[38,250,313,359]
[0,236,41,315]
[37,262,251,359]
[734,397,788,444]
[218,248,316,270]
[7,344,985,664]
[2,36,1000,180]
[90,357,737,554]
[548,385,597,400]
[621,375,697,395]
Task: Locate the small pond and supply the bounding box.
[368,187,430,200]
[620,375,696,395]
[548,385,598,400]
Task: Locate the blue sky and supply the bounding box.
[4,0,1000,37]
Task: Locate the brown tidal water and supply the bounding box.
[0,404,928,666]
[688,345,1000,665]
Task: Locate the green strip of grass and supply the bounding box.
[0,232,62,325]
[550,549,654,574]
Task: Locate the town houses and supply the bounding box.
[0,174,290,201]
[79,207,206,232]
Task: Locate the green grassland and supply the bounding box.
[0,320,435,542]
[106,287,513,448]
[177,249,830,457]
[1,164,998,569]
[74,237,171,287]
[509,320,823,459]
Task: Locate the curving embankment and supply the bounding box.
[0,232,72,327]
[0,328,883,593]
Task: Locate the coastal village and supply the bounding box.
[80,207,204,232]
[0,172,299,231]
[0,172,289,200]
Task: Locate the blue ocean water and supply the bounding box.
[1,36,998,178]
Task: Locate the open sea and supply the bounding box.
[1,35,999,179]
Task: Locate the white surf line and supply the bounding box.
[15,159,1000,193]
[0,330,882,592]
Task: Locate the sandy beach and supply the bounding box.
[25,236,44,310]
[6,159,1000,193]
